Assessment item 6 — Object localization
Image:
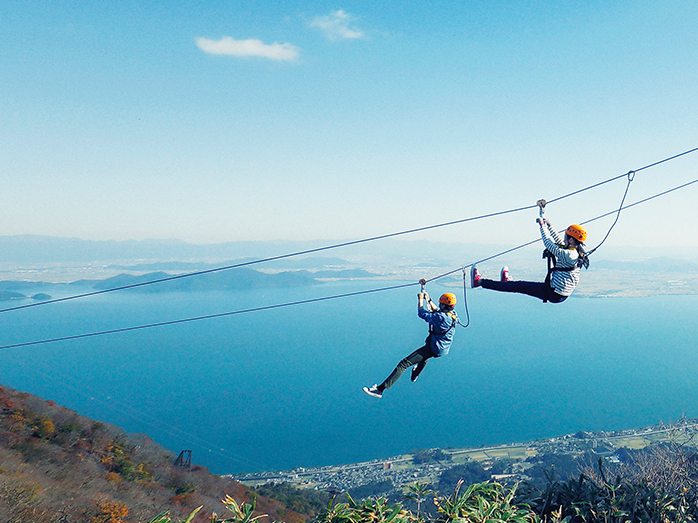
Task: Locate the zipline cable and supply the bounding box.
[543,146,698,206]
[2,176,695,352]
[445,168,636,322]
[0,283,414,350]
[427,176,698,283]
[0,206,538,313]
[2,146,696,315]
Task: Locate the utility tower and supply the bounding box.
[174,450,192,470]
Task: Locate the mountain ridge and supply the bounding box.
[4,234,696,266]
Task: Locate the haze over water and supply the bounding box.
[1,282,697,474]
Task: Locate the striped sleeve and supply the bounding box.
[540,224,581,296]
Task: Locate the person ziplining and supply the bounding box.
[470,200,588,303]
[363,281,459,399]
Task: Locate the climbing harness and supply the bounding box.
[542,248,588,273]
[428,312,458,336]
[539,248,584,304]
[537,198,590,303]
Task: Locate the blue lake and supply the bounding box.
[0,281,697,474]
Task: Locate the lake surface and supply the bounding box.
[0,281,697,474]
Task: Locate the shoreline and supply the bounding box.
[230,417,698,492]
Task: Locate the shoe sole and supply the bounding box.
[362,387,382,398]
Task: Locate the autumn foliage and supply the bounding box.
[0,384,307,523]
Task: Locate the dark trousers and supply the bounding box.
[481,278,567,303]
[379,344,435,392]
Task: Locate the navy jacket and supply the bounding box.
[418,304,458,356]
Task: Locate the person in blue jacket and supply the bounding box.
[363,284,458,398]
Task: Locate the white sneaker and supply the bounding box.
[501,266,510,282]
[363,385,383,398]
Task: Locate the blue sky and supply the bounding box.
[2,1,697,247]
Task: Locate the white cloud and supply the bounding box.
[196,36,300,61]
[311,10,364,41]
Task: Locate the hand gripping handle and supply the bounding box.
[536,199,547,217]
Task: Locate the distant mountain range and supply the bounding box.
[0,234,391,264]
[0,234,426,264]
[107,256,353,271]
[0,267,379,301]
[1,234,696,266]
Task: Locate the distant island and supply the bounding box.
[0,235,697,299]
[0,290,25,301]
[0,266,380,300]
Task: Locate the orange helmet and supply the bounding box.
[439,293,457,307]
[566,224,587,243]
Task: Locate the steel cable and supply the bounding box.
[2,146,696,315]
[1,177,696,351]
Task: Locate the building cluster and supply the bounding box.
[231,457,450,492]
[230,418,698,494]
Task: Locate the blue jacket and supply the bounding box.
[418,305,458,357]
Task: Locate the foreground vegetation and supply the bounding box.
[153,438,698,523]
[0,384,304,522]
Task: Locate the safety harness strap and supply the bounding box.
[429,312,457,335]
[542,248,589,272]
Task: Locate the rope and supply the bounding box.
[586,170,634,257]
[2,146,696,315]
[582,178,698,224]
[459,268,470,328]
[2,176,695,352]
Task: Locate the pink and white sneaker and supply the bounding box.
[500,266,510,282]
[470,266,482,288]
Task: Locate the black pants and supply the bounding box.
[379,344,435,392]
[481,278,567,303]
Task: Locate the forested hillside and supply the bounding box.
[0,384,307,523]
